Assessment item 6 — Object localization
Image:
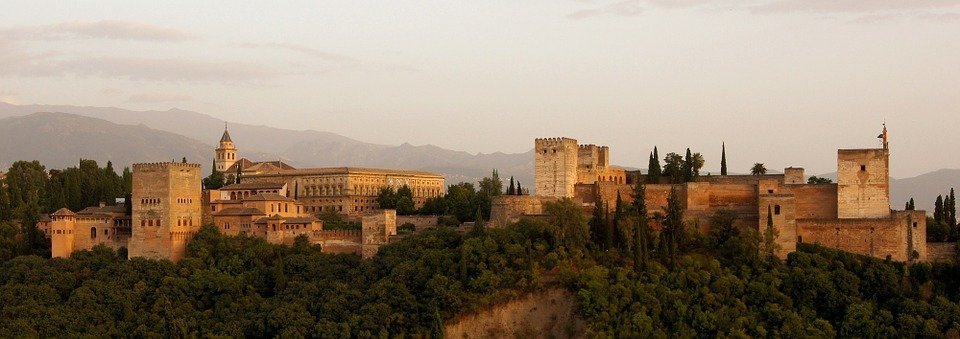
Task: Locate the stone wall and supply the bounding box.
[797,210,925,262]
[760,194,797,259]
[397,215,439,230]
[790,184,838,219]
[360,209,397,259]
[926,242,957,263]
[489,195,555,228]
[837,149,890,219]
[313,230,362,255]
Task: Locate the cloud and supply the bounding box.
[0,20,198,42]
[750,0,960,14]
[567,0,643,19]
[232,42,357,64]
[917,12,960,21]
[61,57,276,82]
[127,93,192,103]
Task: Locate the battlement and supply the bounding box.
[133,162,202,170]
[534,137,578,148]
[316,229,362,236]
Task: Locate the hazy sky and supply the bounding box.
[1,1,958,178]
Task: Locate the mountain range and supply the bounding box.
[0,102,534,187]
[0,102,956,214]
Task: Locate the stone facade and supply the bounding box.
[212,129,444,216]
[128,162,203,262]
[493,130,935,262]
[535,137,626,199]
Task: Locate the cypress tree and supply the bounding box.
[632,177,648,271]
[663,187,683,268]
[951,188,957,227]
[516,181,522,195]
[720,142,727,176]
[508,176,515,195]
[235,165,242,184]
[683,148,693,182]
[611,191,622,251]
[470,207,485,237]
[935,195,944,223]
[909,198,915,210]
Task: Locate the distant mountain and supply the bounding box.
[0,103,534,186]
[0,112,213,170]
[890,169,960,213]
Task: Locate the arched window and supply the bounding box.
[91,227,97,239]
[774,205,781,215]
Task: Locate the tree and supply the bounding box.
[612,191,624,251]
[631,178,649,270]
[661,187,684,268]
[662,152,684,184]
[905,198,915,211]
[720,142,728,176]
[203,160,226,189]
[761,205,779,259]
[808,176,833,184]
[589,195,608,250]
[477,170,503,218]
[648,147,662,183]
[683,148,693,182]
[690,152,704,179]
[446,183,478,222]
[377,187,398,209]
[181,157,187,163]
[935,195,944,223]
[508,176,516,195]
[469,207,485,237]
[5,160,48,214]
[516,181,523,195]
[751,163,767,176]
[544,198,590,253]
[950,188,957,227]
[395,185,415,215]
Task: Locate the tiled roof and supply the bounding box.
[213,208,266,216]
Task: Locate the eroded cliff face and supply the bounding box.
[444,289,585,339]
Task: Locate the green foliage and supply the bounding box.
[662,152,685,184]
[751,163,767,176]
[316,209,361,230]
[808,176,833,184]
[0,219,573,337]
[647,147,661,183]
[720,142,727,176]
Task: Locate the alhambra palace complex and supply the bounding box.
[42,128,445,261]
[41,125,944,263]
[491,126,934,262]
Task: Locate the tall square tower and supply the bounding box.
[129,162,203,262]
[535,138,579,198]
[836,148,890,219]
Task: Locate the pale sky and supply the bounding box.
[1,1,958,178]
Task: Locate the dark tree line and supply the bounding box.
[929,188,958,242]
[645,146,705,183]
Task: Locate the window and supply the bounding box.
[860,165,866,171]
[797,235,803,243]
[767,189,774,194]
[913,222,918,228]
[774,205,781,215]
[91,227,97,239]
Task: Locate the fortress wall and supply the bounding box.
[797,215,926,261]
[759,195,797,259]
[397,215,439,230]
[791,184,839,219]
[489,195,554,228]
[699,174,784,185]
[926,242,957,263]
[314,230,362,255]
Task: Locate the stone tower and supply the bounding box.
[215,124,237,172]
[49,208,76,258]
[534,137,579,198]
[128,162,203,262]
[836,126,890,219]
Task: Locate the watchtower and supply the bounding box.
[836,126,890,219]
[128,162,202,262]
[534,137,579,198]
[49,208,76,258]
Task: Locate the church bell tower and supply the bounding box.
[215,123,237,172]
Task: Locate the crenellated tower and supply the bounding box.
[128,162,202,262]
[534,137,579,198]
[215,124,237,172]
